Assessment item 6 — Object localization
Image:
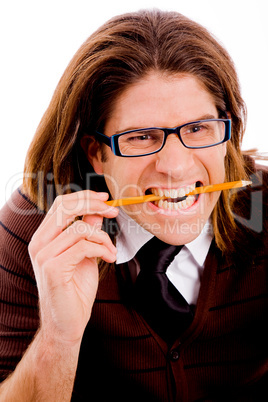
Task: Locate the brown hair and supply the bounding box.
[23,9,249,254]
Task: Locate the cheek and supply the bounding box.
[102,161,121,198]
[223,142,227,158]
[198,146,226,178]
[104,157,152,199]
[102,159,140,199]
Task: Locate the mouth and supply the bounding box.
[145,181,202,211]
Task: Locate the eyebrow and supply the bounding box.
[114,114,218,135]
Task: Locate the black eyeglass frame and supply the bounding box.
[95,118,231,157]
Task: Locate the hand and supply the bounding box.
[28,191,118,345]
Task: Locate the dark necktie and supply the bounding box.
[133,236,194,344]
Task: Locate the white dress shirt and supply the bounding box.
[115,209,213,305]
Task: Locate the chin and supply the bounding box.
[151,228,204,245]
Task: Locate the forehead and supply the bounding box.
[104,72,217,134]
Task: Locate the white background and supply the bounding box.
[0,0,267,208]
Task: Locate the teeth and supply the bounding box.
[164,189,170,197]
[185,187,191,195]
[173,202,178,211]
[154,195,196,211]
[186,195,196,206]
[150,183,196,199]
[149,183,197,211]
[181,200,187,209]
[178,188,186,197]
[170,189,177,198]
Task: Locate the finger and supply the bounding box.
[66,221,117,254]
[36,191,111,233]
[46,239,117,270]
[31,192,118,246]
[46,190,110,217]
[82,213,103,228]
[33,220,117,267]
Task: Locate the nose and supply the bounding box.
[155,134,195,178]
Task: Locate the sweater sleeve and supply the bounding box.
[0,189,45,381]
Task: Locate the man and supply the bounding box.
[0,10,267,401]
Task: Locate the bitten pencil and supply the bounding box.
[105,180,252,207]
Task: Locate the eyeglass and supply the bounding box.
[95,118,231,157]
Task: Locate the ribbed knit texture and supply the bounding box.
[0,162,267,401]
[0,190,44,379]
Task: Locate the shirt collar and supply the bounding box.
[184,221,213,266]
[116,209,153,264]
[115,208,213,266]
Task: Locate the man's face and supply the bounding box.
[91,72,227,245]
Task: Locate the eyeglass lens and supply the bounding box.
[118,120,226,156]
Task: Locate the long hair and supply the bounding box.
[23,9,249,254]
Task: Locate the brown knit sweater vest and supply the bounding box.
[0,163,267,401]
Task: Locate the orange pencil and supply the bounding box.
[105,180,252,207]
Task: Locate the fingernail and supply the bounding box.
[98,192,109,200]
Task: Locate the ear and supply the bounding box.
[80,134,104,175]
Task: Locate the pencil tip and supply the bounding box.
[242,180,252,186]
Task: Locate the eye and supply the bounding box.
[180,120,224,147]
[118,129,164,155]
[127,133,154,142]
[185,124,207,134]
[121,129,163,144]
